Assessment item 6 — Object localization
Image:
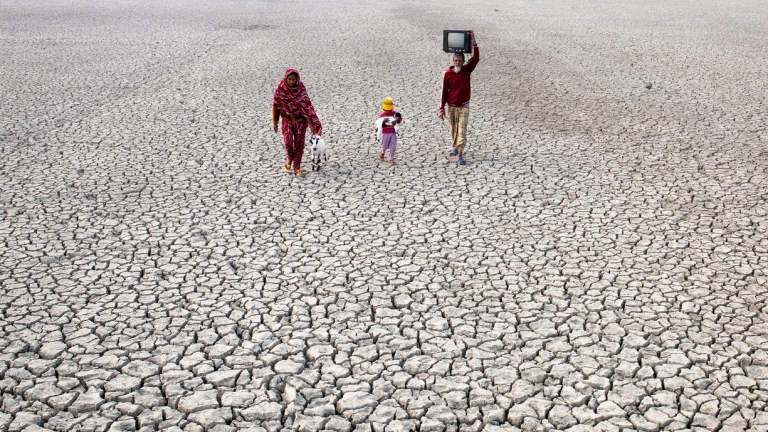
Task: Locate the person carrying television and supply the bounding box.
[439,30,479,165]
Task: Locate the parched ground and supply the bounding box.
[1,0,767,431]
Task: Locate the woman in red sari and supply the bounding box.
[272,68,323,176]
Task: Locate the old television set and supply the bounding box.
[443,30,473,53]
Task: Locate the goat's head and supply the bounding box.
[310,136,326,154]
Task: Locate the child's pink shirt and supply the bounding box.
[379,111,402,134]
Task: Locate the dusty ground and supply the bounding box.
[1,0,767,431]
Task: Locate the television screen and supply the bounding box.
[447,32,466,49]
[443,30,472,53]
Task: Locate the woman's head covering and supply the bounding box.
[381,96,394,111]
[273,68,323,136]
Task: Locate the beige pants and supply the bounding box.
[448,105,470,152]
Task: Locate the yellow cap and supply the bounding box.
[381,97,394,111]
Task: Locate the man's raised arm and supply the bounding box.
[466,30,480,72]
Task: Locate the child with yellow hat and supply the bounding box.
[375,96,403,165]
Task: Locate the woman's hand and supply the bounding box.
[272,122,278,133]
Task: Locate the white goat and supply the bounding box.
[309,136,327,171]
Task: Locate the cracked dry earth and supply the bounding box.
[2,0,768,431]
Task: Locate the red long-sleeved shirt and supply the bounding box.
[440,46,480,110]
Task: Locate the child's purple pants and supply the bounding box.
[381,133,397,161]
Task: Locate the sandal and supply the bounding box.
[458,157,466,165]
[378,151,385,161]
[284,162,292,172]
[449,149,459,157]
[389,160,395,166]
[294,169,307,176]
